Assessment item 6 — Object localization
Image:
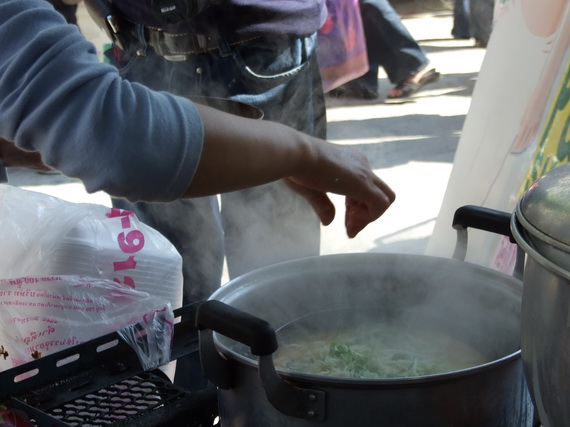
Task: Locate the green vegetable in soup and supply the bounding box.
[274,323,488,379]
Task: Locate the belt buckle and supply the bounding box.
[162,33,211,61]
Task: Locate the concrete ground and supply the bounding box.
[5,1,487,276]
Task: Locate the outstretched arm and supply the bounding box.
[189,104,395,237]
[0,0,395,238]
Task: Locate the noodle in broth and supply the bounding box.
[273,323,488,379]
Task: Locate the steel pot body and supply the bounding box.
[197,253,534,426]
[510,162,570,427]
[453,197,570,427]
[512,217,570,427]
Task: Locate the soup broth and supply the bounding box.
[274,322,488,379]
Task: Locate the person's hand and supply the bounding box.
[284,142,395,238]
[0,137,52,171]
[189,103,395,238]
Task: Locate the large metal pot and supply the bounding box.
[196,253,534,426]
[514,163,570,271]
[452,163,570,427]
[513,227,570,427]
[511,163,570,427]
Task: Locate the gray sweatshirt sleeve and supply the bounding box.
[0,0,203,202]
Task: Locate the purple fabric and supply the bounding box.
[317,0,368,91]
[317,0,367,69]
[114,0,326,36]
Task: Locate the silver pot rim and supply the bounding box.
[512,215,570,280]
[516,198,570,254]
[516,163,570,251]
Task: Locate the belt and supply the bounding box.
[142,26,260,59]
[84,0,258,60]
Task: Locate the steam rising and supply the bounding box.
[212,253,522,373]
[221,180,320,278]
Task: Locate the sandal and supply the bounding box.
[388,68,441,99]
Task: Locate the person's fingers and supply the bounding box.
[345,201,371,238]
[344,197,387,238]
[284,178,336,225]
[344,177,395,238]
[373,175,396,205]
[286,168,395,236]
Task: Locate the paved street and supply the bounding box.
[5,1,487,274]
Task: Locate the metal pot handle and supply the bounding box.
[196,300,278,356]
[196,300,326,422]
[453,205,515,240]
[452,205,524,279]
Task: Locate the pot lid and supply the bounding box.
[516,162,570,249]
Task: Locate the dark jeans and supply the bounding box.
[356,0,428,89]
[109,31,325,297]
[453,0,495,45]
[108,33,326,388]
[452,0,471,38]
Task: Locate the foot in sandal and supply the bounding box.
[387,67,440,99]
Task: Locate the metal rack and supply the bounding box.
[0,304,218,426]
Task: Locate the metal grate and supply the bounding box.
[1,303,219,427]
[43,372,183,426]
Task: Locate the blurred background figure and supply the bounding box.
[452,0,495,47]
[330,0,440,100]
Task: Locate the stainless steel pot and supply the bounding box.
[512,163,570,427]
[515,163,570,270]
[513,224,570,427]
[452,162,570,427]
[196,253,534,426]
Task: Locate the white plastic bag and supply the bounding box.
[0,184,183,308]
[0,275,173,373]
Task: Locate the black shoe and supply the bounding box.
[474,38,488,48]
[329,82,379,100]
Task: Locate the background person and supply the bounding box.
[88,1,331,388]
[452,0,496,47]
[91,0,328,305]
[330,0,440,100]
[0,0,396,388]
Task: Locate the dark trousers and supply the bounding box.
[452,0,471,38]
[357,0,428,89]
[107,33,325,390]
[453,0,495,45]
